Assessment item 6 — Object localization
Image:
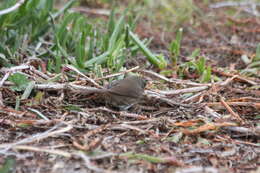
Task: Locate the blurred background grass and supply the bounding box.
[0,0,259,82]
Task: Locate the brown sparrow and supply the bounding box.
[87,76,147,110]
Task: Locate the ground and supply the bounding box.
[0,0,259,173]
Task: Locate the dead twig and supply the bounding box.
[64,65,101,88]
[33,82,98,92]
[27,108,50,120]
[96,66,140,81]
[219,96,245,124]
[84,124,110,138]
[77,152,113,173]
[182,122,237,135]
[216,135,260,147]
[0,0,26,16]
[212,69,258,85]
[217,75,238,86]
[0,145,71,157]
[73,137,103,152]
[229,97,260,102]
[71,7,110,16]
[29,66,50,80]
[120,118,161,125]
[0,72,11,88]
[184,92,204,103]
[0,64,30,73]
[116,124,147,134]
[223,126,260,137]
[210,1,260,8]
[140,70,210,86]
[156,86,209,96]
[204,106,222,119]
[0,123,73,153]
[0,64,49,87]
[145,91,196,108]
[0,119,61,127]
[0,106,36,118]
[87,107,148,120]
[176,167,218,173]
[207,101,260,109]
[0,91,4,107]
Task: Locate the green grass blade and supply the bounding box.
[0,157,16,173]
[129,30,167,69]
[21,81,35,100]
[85,51,110,67]
[108,13,125,52]
[51,0,76,19]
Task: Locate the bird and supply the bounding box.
[86,75,147,111]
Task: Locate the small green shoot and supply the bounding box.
[0,157,16,173]
[121,152,166,163]
[169,28,183,66]
[21,81,35,100]
[197,137,211,146]
[166,132,183,143]
[178,49,212,82]
[8,73,30,91]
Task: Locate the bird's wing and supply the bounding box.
[108,81,142,98]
